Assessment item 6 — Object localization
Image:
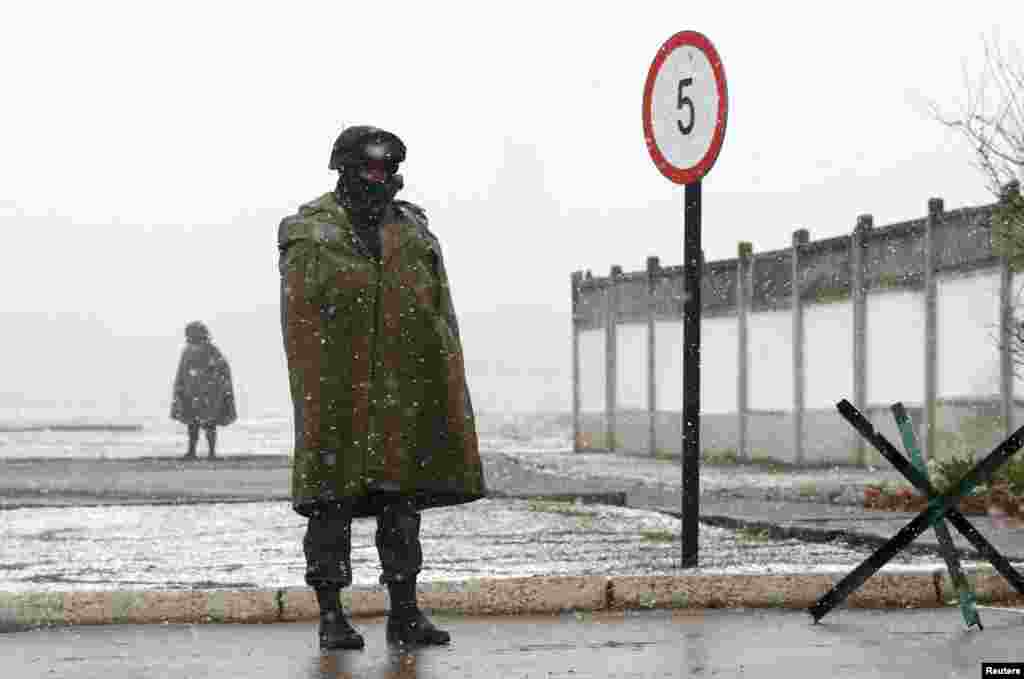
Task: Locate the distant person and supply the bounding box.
[278,125,486,650]
[170,321,237,459]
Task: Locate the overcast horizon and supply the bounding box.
[2,2,1021,420]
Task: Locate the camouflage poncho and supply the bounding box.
[278,192,486,518]
[170,340,237,428]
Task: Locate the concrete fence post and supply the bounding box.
[1001,256,1013,439]
[571,270,583,453]
[737,241,752,462]
[606,265,622,451]
[924,199,941,463]
[647,256,660,456]
[999,181,1020,439]
[851,214,873,466]
[792,229,809,465]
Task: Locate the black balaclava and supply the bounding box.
[336,167,403,260]
[335,165,403,222]
[329,126,406,259]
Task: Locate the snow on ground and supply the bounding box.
[0,499,959,592]
[0,412,976,592]
[497,449,909,506]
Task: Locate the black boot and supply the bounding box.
[385,580,450,646]
[319,610,365,651]
[316,587,364,651]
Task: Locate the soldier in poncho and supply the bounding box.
[278,126,486,650]
[170,321,237,459]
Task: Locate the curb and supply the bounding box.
[2,569,1022,629]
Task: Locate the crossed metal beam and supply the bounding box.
[808,399,1024,625]
[892,402,981,628]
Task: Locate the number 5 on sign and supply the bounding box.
[677,77,695,135]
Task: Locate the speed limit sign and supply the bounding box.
[641,31,727,570]
[642,31,728,184]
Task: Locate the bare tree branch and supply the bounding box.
[938,36,1024,376]
[929,34,1024,197]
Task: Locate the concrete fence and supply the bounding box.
[571,185,1024,467]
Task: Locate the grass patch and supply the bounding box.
[798,481,818,497]
[1003,457,1024,496]
[876,271,902,289]
[702,447,739,465]
[814,285,850,304]
[736,527,772,543]
[526,499,600,518]
[639,529,677,543]
[653,448,676,461]
[2,592,64,627]
[111,592,144,624]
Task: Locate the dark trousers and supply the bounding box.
[303,495,422,589]
[187,423,216,456]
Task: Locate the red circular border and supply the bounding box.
[642,31,728,185]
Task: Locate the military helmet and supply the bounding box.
[185,321,210,343]
[329,125,406,171]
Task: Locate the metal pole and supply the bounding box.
[682,180,702,568]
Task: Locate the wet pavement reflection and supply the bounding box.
[313,646,438,679]
[3,609,1022,678]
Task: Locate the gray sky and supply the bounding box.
[2,2,1021,417]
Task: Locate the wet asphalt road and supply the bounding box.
[4,608,1023,678]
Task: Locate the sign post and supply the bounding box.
[643,31,727,568]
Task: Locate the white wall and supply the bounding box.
[655,321,683,411]
[578,329,605,412]
[748,309,792,411]
[579,267,1013,421]
[804,300,853,408]
[1012,271,1024,398]
[936,271,1001,398]
[697,316,738,414]
[867,289,925,406]
[616,323,647,410]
